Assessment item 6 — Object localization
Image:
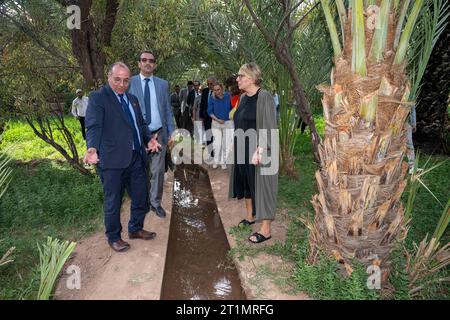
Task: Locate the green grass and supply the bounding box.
[0,160,103,299]
[1,117,86,161]
[0,117,102,299]
[229,115,449,300]
[403,155,450,244]
[293,238,380,300]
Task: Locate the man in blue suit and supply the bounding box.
[128,51,175,218]
[84,62,161,252]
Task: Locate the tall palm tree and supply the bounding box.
[309,0,448,281]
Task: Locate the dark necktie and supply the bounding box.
[119,94,141,151]
[144,78,152,125]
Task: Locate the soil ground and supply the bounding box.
[55,165,309,300]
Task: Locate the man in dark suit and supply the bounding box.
[128,51,175,218]
[170,84,182,128]
[84,62,161,252]
[199,76,217,152]
[179,80,195,133]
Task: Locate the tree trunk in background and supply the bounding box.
[58,0,119,88]
[414,14,450,155]
[243,0,322,163]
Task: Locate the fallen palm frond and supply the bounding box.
[406,197,450,297]
[404,153,447,221]
[37,237,76,300]
[0,138,14,268]
[0,143,13,200]
[0,240,15,267]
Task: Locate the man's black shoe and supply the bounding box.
[108,239,130,252]
[151,205,166,218]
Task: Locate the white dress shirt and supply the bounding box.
[139,74,162,132]
[71,96,88,117]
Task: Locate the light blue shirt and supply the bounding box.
[140,74,162,132]
[114,92,142,148]
[273,93,279,106]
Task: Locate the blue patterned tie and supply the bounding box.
[144,78,152,125]
[119,94,141,151]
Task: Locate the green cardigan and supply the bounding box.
[228,89,279,221]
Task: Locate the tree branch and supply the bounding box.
[101,0,119,46]
[243,0,277,50]
[282,1,320,46]
[274,0,305,46]
[0,8,68,63]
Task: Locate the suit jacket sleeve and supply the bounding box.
[85,92,103,150]
[200,88,209,118]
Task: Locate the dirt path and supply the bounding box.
[55,165,309,300]
[55,172,174,300]
[207,166,309,300]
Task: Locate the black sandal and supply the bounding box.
[248,232,272,243]
[238,219,255,227]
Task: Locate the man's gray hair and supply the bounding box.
[108,62,130,76]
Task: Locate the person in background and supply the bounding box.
[228,75,242,120]
[192,85,205,145]
[272,90,280,123]
[200,76,217,151]
[170,84,182,128]
[229,62,278,244]
[407,105,417,174]
[179,80,195,134]
[208,82,233,169]
[128,50,175,219]
[71,89,89,139]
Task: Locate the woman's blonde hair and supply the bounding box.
[212,81,224,99]
[239,62,262,85]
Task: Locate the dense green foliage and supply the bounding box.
[0,119,102,299]
[0,160,103,299]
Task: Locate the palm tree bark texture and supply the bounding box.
[309,0,425,283]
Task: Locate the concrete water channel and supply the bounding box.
[161,164,246,300]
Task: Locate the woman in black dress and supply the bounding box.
[229,62,279,244]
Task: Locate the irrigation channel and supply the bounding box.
[161,164,246,300]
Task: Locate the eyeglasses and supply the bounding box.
[236,74,247,79]
[112,77,129,85]
[140,58,156,63]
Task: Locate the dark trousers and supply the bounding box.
[79,116,86,140]
[204,115,214,156]
[99,151,148,243]
[181,107,193,135]
[172,107,181,128]
[234,164,256,216]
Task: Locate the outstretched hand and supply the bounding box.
[84,148,99,164]
[146,137,161,153]
[251,147,263,165]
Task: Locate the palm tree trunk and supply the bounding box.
[310,0,425,282]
